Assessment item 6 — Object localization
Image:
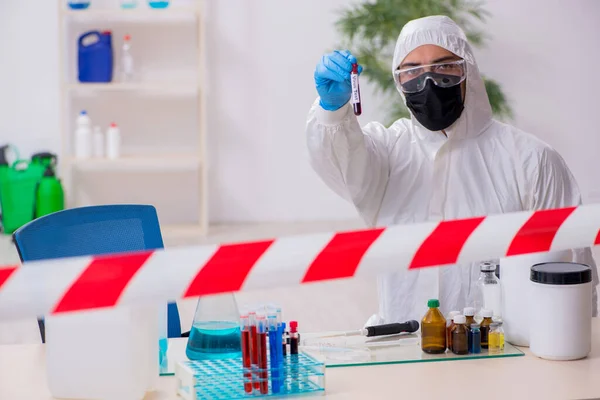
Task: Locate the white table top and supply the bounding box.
[2,320,600,400]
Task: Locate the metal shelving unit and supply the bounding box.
[57,0,207,236]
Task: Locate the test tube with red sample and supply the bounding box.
[248,311,259,392]
[350,63,362,116]
[240,314,252,394]
[290,321,299,355]
[289,321,299,391]
[255,314,269,395]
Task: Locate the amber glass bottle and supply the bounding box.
[480,309,494,349]
[463,307,476,327]
[421,299,447,354]
[446,311,460,350]
[451,315,469,355]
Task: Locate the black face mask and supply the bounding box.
[404,80,464,132]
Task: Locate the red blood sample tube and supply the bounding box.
[256,314,269,395]
[350,63,362,116]
[249,311,259,391]
[240,314,252,394]
[290,321,299,355]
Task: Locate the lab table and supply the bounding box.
[2,319,600,400]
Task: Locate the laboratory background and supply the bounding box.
[1,0,600,399]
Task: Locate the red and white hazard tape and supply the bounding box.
[0,205,599,320]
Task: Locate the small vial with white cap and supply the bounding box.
[451,315,469,355]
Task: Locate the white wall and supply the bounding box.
[1,0,599,224]
[203,0,382,223]
[0,1,60,158]
[475,0,600,203]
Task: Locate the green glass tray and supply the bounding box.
[160,332,523,376]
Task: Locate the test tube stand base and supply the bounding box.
[176,352,326,400]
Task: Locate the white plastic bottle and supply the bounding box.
[92,126,104,158]
[74,110,92,159]
[501,250,572,346]
[120,34,134,82]
[106,123,121,159]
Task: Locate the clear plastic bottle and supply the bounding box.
[421,299,447,354]
[480,309,493,349]
[120,34,134,82]
[446,310,460,350]
[451,315,469,355]
[476,261,502,320]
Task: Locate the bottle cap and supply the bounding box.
[453,315,466,324]
[427,299,440,308]
[447,311,459,321]
[110,122,117,128]
[530,262,592,285]
[124,34,131,41]
[490,322,499,328]
[482,309,493,318]
[463,307,476,316]
[290,321,298,332]
[470,324,480,329]
[480,262,497,272]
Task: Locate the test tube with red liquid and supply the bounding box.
[240,314,252,394]
[350,63,362,116]
[248,311,259,392]
[255,314,269,395]
[289,321,299,391]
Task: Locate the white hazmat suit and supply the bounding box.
[306,16,598,324]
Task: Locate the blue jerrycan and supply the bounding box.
[78,30,113,83]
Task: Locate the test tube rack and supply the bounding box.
[175,353,326,400]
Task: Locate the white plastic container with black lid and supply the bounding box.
[529,262,593,361]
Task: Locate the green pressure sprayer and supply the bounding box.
[0,149,65,233]
[31,153,64,219]
[34,165,65,219]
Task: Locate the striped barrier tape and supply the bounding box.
[0,204,599,320]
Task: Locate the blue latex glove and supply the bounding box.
[314,50,363,111]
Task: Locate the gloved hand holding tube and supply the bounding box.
[314,50,363,112]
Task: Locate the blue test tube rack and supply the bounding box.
[175,352,325,400]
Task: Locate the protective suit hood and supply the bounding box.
[392,16,493,140]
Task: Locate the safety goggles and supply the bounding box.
[394,59,466,93]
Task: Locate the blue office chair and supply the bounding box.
[12,204,182,343]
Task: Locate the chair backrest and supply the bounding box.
[13,204,181,339]
[13,204,164,261]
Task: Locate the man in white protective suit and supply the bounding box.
[306,15,598,324]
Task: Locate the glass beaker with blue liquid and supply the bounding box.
[186,293,242,360]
